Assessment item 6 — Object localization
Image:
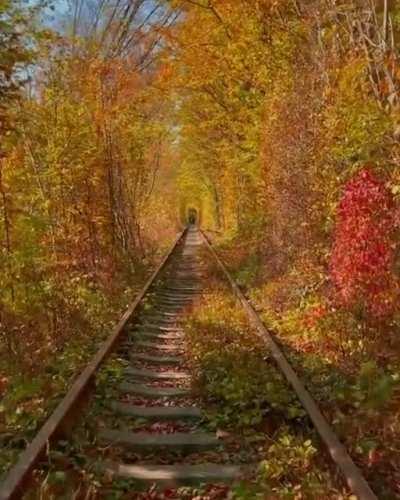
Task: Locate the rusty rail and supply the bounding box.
[0,227,378,499]
[200,230,377,500]
[0,228,188,500]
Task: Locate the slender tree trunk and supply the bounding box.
[0,160,14,303]
[212,183,223,230]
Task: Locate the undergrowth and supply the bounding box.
[0,269,152,480]
[185,287,304,428]
[184,275,348,499]
[219,242,400,498]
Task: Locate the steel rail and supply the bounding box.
[200,230,377,500]
[0,228,188,500]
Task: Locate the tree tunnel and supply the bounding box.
[188,208,198,225]
[178,198,203,228]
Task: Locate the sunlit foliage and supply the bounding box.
[331,168,399,318]
[1,0,400,495]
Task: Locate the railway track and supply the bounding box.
[0,226,377,499]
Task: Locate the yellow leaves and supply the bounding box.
[168,0,309,231]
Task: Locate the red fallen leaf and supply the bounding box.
[146,421,188,434]
[163,489,177,498]
[205,484,231,499]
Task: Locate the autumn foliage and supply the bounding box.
[330,169,398,318]
[0,0,399,491]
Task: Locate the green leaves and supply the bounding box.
[185,289,304,429]
[353,361,396,410]
[256,427,328,497]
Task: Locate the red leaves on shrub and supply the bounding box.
[330,168,399,318]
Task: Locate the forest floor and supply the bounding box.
[17,243,351,499]
[0,261,156,481]
[1,234,398,499]
[217,234,400,499]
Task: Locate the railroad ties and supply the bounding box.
[96,228,241,489]
[0,226,377,499]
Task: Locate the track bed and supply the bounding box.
[0,228,376,499]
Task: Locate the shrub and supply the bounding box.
[330,168,399,318]
[184,290,305,428]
